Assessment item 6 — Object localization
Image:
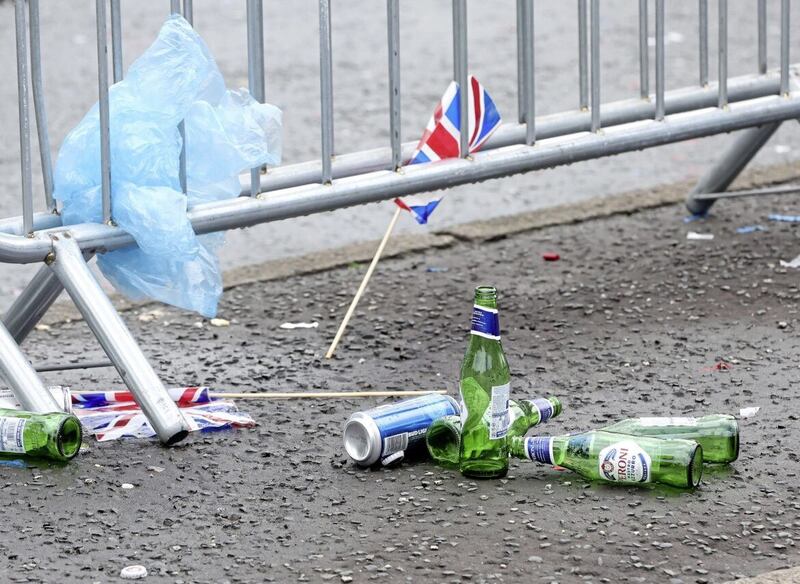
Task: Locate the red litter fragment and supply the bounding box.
[700,360,733,372]
[542,252,560,262]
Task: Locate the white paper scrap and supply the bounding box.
[687,231,714,241]
[280,321,319,330]
[739,406,761,419]
[779,254,800,269]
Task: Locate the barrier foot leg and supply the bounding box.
[48,233,190,445]
[686,122,781,215]
[3,264,66,344]
[0,319,61,412]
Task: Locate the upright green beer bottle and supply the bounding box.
[427,396,562,469]
[509,430,703,488]
[0,409,82,462]
[602,414,738,463]
[459,286,511,479]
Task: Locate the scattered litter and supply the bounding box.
[779,254,800,268]
[542,252,560,262]
[426,266,449,273]
[0,459,28,469]
[121,483,135,490]
[702,361,733,372]
[120,565,148,580]
[71,386,255,441]
[736,225,767,234]
[683,212,709,223]
[687,231,714,241]
[34,324,51,331]
[280,321,319,330]
[137,310,164,323]
[0,385,72,413]
[147,465,165,473]
[739,406,760,419]
[768,214,800,222]
[209,318,230,327]
[778,321,789,329]
[774,145,792,154]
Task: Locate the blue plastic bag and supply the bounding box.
[54,16,281,317]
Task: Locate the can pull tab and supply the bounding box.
[381,451,405,467]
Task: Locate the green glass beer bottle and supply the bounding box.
[509,430,703,488]
[0,409,83,462]
[427,396,562,469]
[458,286,511,479]
[602,414,738,463]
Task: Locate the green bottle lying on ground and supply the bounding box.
[509,430,703,488]
[602,414,739,463]
[459,286,511,479]
[0,409,82,462]
[427,396,562,469]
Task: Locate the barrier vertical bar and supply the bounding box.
[590,0,600,132]
[523,0,535,145]
[578,0,588,111]
[15,0,34,235]
[387,0,401,170]
[169,1,187,195]
[639,0,649,100]
[452,0,468,157]
[183,0,194,24]
[516,0,526,123]
[247,0,263,195]
[655,0,665,119]
[96,0,112,224]
[718,0,728,108]
[781,0,790,96]
[319,0,334,183]
[28,0,55,214]
[110,0,123,82]
[758,0,767,75]
[699,0,708,87]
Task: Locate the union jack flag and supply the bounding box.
[71,386,255,442]
[395,75,501,224]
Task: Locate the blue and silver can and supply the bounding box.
[343,393,460,466]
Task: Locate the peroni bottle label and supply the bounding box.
[598,441,651,483]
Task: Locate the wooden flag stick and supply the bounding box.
[211,390,446,400]
[325,206,403,359]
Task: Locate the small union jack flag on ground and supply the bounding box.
[71,386,255,442]
[395,75,502,224]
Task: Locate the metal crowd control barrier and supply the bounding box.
[3,0,798,445]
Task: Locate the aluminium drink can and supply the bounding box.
[343,393,460,466]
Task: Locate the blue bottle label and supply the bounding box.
[470,305,500,340]
[530,398,555,423]
[525,436,553,464]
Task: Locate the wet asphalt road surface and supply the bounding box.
[4,189,800,583]
[0,0,799,309]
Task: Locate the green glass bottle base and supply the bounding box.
[460,460,508,479]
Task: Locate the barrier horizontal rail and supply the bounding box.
[0,71,789,239]
[0,89,796,265]
[239,72,787,195]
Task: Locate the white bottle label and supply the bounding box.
[637,417,697,427]
[488,383,510,439]
[0,417,27,454]
[598,440,652,483]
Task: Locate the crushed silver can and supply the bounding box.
[343,393,460,466]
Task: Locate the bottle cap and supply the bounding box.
[120,565,148,579]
